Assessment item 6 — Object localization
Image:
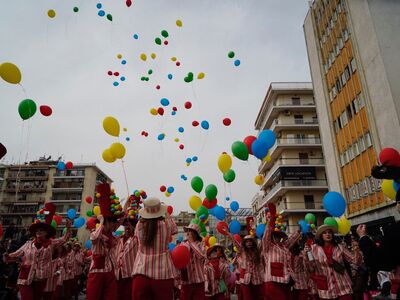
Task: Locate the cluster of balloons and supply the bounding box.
[170,56,181,67]
[57,161,73,171]
[127,190,145,221]
[183,72,205,83]
[185,156,198,166]
[107,70,125,87]
[17,99,53,120]
[160,185,175,197]
[155,30,169,46]
[96,3,112,21]
[97,187,123,216]
[180,174,188,181]
[102,116,127,163]
[321,191,351,235]
[298,213,316,234]
[227,51,241,67]
[218,153,236,183]
[377,148,400,200]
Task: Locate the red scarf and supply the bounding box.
[33,238,51,249]
[323,244,334,265]
[209,258,221,280]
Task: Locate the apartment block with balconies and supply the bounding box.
[252,82,329,232]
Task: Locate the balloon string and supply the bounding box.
[121,159,130,198]
[15,121,26,201]
[18,83,28,98]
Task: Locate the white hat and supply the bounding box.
[316,224,338,240]
[139,197,167,219]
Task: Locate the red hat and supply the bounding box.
[96,183,123,218]
[29,202,57,238]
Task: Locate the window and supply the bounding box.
[346,105,353,120]
[340,111,348,127]
[358,94,365,109]
[343,29,349,40]
[304,195,315,209]
[341,72,347,86]
[337,2,342,13]
[354,184,360,200]
[333,10,338,22]
[291,97,301,105]
[358,137,366,152]
[334,120,340,133]
[365,133,372,148]
[369,177,376,193]
[336,78,342,92]
[350,58,357,73]
[294,114,304,124]
[335,44,340,56]
[337,116,342,129]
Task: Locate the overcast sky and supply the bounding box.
[0,0,311,213]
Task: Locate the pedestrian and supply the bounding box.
[72,242,85,300]
[290,242,309,300]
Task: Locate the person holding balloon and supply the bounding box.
[131,197,178,300]
[2,202,71,300]
[303,224,362,300]
[71,242,85,300]
[180,222,206,300]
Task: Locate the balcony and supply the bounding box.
[52,187,83,193]
[277,201,326,215]
[270,118,319,132]
[51,199,82,203]
[5,186,46,193]
[54,170,85,179]
[259,179,328,207]
[6,174,49,181]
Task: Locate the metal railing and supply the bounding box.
[277,137,321,145]
[273,119,319,125]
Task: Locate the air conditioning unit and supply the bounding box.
[283,110,291,116]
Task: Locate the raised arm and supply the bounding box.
[90,215,104,241]
[52,219,72,246]
[261,218,271,253]
[284,230,301,249]
[187,241,206,260]
[340,241,362,266]
[166,213,178,236]
[6,241,29,259]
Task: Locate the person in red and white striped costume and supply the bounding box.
[72,242,85,300]
[52,245,65,300]
[43,247,61,299]
[131,197,178,300]
[115,217,137,300]
[180,222,207,300]
[289,243,309,300]
[63,242,76,300]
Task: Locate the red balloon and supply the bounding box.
[39,105,52,117]
[202,198,217,209]
[223,118,231,126]
[217,221,229,236]
[65,161,73,170]
[157,107,164,115]
[379,148,400,167]
[156,85,160,90]
[176,62,181,67]
[184,101,192,109]
[126,0,132,7]
[160,185,166,192]
[164,40,169,45]
[86,218,98,230]
[107,71,112,76]
[234,234,242,244]
[114,72,119,76]
[192,121,199,127]
[53,215,62,225]
[145,132,149,137]
[172,106,177,111]
[243,135,257,155]
[86,250,92,257]
[167,206,173,215]
[86,196,93,204]
[179,144,184,150]
[171,245,190,269]
[204,235,210,247]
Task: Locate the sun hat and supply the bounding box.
[183,223,202,240]
[315,224,338,240]
[139,197,167,219]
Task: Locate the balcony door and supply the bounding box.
[291,97,300,105]
[299,153,309,164]
[304,195,315,209]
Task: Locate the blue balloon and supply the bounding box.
[168,74,173,80]
[160,98,170,106]
[177,235,184,242]
[258,130,276,149]
[168,242,176,251]
[201,121,209,130]
[57,161,65,171]
[171,111,176,116]
[96,3,102,9]
[298,220,308,234]
[167,186,174,193]
[157,133,165,141]
[234,59,241,66]
[251,138,269,159]
[229,264,234,272]
[186,158,192,163]
[120,76,126,81]
[178,127,184,133]
[230,201,239,212]
[256,224,266,238]
[229,220,241,234]
[98,10,105,17]
[67,209,77,220]
[125,137,130,141]
[192,156,198,162]
[113,81,119,86]
[225,197,230,201]
[323,191,346,217]
[133,34,139,39]
[121,60,127,65]
[393,181,400,192]
[73,217,85,228]
[85,240,92,249]
[214,205,226,221]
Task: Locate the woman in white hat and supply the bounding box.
[304,224,362,300]
[180,222,206,300]
[131,197,178,300]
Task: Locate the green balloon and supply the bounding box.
[73,7,79,12]
[228,51,235,58]
[199,221,206,233]
[148,69,153,75]
[223,169,236,183]
[191,176,204,193]
[205,184,218,200]
[324,217,338,229]
[155,37,162,45]
[305,213,316,224]
[191,218,200,225]
[106,14,112,21]
[200,231,207,238]
[51,220,57,228]
[196,205,209,220]
[161,30,169,38]
[86,210,93,217]
[231,141,249,161]
[18,99,37,120]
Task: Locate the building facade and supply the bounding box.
[252,82,329,232]
[0,157,112,242]
[304,0,400,226]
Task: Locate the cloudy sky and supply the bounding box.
[0,0,311,213]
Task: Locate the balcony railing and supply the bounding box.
[5,186,46,193]
[54,171,85,178]
[272,118,319,126]
[262,101,316,126]
[6,174,49,181]
[52,187,83,192]
[277,137,321,145]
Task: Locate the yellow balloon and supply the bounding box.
[150,108,158,115]
[233,246,238,252]
[140,53,147,61]
[102,149,116,163]
[47,9,56,18]
[337,216,351,235]
[110,142,126,159]
[197,72,205,80]
[176,19,183,27]
[123,128,127,132]
[95,223,100,229]
[254,174,265,186]
[171,57,177,62]
[218,153,232,173]
[382,179,396,200]
[117,54,122,59]
[0,62,22,84]
[151,53,156,59]
[93,206,101,216]
[103,116,120,137]
[165,192,171,197]
[209,236,216,247]
[189,195,202,211]
[174,138,179,142]
[263,150,271,162]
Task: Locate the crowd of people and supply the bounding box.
[1,183,400,300]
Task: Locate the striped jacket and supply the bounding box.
[89,224,117,273]
[115,235,137,280]
[44,258,61,292]
[204,259,231,297]
[72,250,85,276]
[180,240,206,284]
[291,254,309,290]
